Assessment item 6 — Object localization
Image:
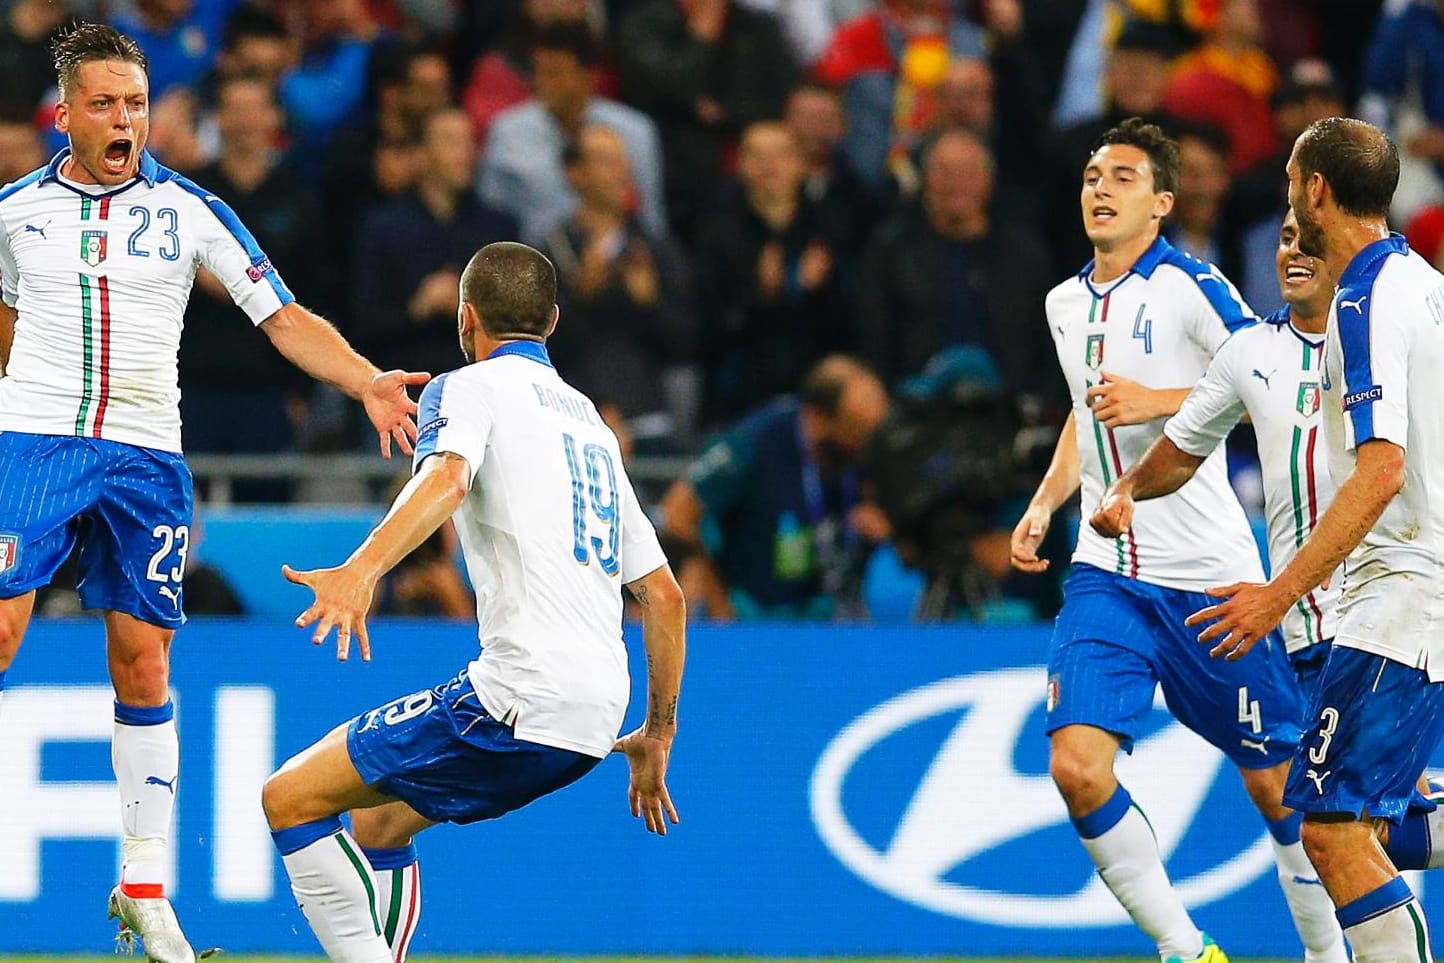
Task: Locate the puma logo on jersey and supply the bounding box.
[24,221,49,239]
[1239,736,1270,755]
[1340,295,1368,314]
[1195,271,1215,282]
[158,585,181,609]
[144,775,177,794]
[1291,875,1324,887]
[1304,768,1332,794]
[1251,368,1275,388]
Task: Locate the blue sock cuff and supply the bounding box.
[1072,785,1134,840]
[1336,876,1415,929]
[1385,811,1433,871]
[114,700,174,725]
[1265,812,1303,846]
[271,816,344,856]
[362,844,418,870]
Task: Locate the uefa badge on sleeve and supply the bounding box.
[80,230,108,267]
[0,533,19,574]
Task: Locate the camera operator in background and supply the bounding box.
[659,355,888,620]
[862,346,1060,621]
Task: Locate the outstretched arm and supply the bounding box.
[283,451,471,660]
[1091,435,1206,537]
[1011,412,1080,573]
[260,302,430,458]
[0,300,13,374]
[616,563,686,835]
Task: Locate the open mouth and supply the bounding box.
[1285,260,1316,285]
[102,139,133,176]
[1091,205,1117,223]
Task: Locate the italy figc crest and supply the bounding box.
[1084,334,1105,370]
[80,229,107,266]
[1297,381,1320,417]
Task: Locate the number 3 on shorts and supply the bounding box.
[1309,706,1340,765]
[146,524,189,584]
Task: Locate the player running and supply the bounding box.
[264,242,686,963]
[1196,117,1444,962]
[0,23,425,962]
[1012,119,1343,963]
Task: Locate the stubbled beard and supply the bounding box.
[459,336,476,364]
[1293,205,1328,259]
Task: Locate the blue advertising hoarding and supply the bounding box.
[0,619,1435,956]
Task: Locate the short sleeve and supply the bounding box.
[1164,334,1248,457]
[0,219,16,307]
[1185,263,1255,355]
[619,471,667,583]
[412,372,493,484]
[686,429,757,518]
[176,179,295,325]
[1336,287,1408,450]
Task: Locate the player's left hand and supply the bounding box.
[363,370,431,459]
[1184,581,1291,661]
[282,563,377,662]
[616,728,680,836]
[1088,372,1164,428]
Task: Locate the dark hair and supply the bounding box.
[52,22,148,98]
[1092,117,1180,195]
[800,355,876,416]
[369,37,444,93]
[530,22,599,67]
[1174,120,1230,161]
[461,243,557,339]
[1294,117,1399,219]
[221,7,286,52]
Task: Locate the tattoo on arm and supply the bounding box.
[633,583,650,606]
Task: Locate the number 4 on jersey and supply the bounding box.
[562,433,620,575]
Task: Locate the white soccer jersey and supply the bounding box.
[1047,235,1264,591]
[1321,234,1444,679]
[1164,309,1339,653]
[413,341,668,758]
[0,150,293,452]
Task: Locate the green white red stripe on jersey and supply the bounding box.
[1084,291,1139,577]
[75,194,113,437]
[1289,339,1325,644]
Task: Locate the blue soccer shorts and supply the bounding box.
[1046,563,1303,769]
[1289,639,1333,701]
[346,671,603,825]
[0,432,192,628]
[1283,645,1444,821]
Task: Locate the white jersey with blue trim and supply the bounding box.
[1322,234,1444,678]
[0,149,294,453]
[412,341,668,758]
[1164,308,1339,653]
[1047,235,1264,591]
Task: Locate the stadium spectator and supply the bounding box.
[112,0,240,96]
[352,107,517,378]
[1161,0,1280,176]
[179,76,330,502]
[694,120,850,427]
[210,5,293,91]
[479,23,665,244]
[279,0,380,169]
[856,129,1058,406]
[0,0,70,117]
[616,0,797,238]
[1047,19,1180,270]
[542,125,700,447]
[145,86,204,172]
[1164,123,1232,266]
[659,355,888,620]
[734,0,839,64]
[1360,0,1444,219]
[0,109,45,184]
[783,81,881,268]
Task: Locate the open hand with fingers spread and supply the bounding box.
[615,727,679,836]
[364,369,431,459]
[1184,581,1292,661]
[282,562,378,662]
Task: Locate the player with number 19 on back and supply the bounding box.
[0,22,426,962]
[265,242,686,963]
[1011,118,1344,963]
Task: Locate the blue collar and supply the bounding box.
[1338,232,1410,289]
[39,148,162,190]
[1076,234,1172,283]
[486,340,553,368]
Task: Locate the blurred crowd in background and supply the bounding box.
[12,0,1444,623]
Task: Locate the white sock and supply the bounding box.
[1073,785,1203,960]
[274,818,392,963]
[1271,837,1349,963]
[113,701,178,892]
[364,846,422,962]
[1340,892,1433,963]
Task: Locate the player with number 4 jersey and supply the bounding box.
[0,24,425,963]
[265,243,686,963]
